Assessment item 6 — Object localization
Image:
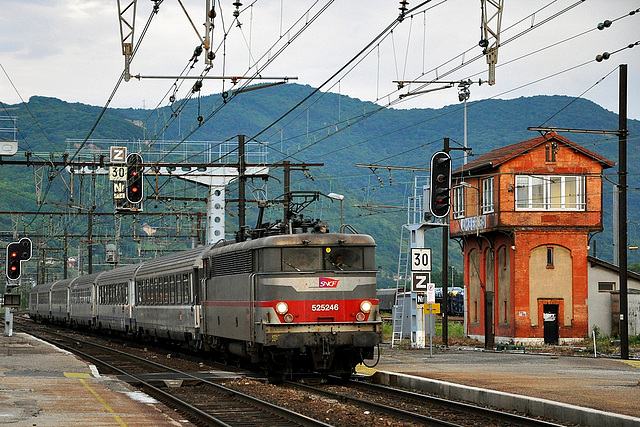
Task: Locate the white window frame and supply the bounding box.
[452,185,465,219]
[481,177,494,214]
[515,175,585,211]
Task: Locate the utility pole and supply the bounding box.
[442,138,449,347]
[618,64,628,360]
[238,134,246,241]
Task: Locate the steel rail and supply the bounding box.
[22,327,330,427]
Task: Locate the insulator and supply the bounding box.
[169,95,175,103]
[208,8,216,19]
[479,39,489,48]
[597,20,612,30]
[192,80,203,92]
[233,1,243,6]
[208,51,215,61]
[193,45,203,57]
[197,115,203,123]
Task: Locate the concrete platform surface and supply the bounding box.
[0,333,190,426]
[358,345,640,426]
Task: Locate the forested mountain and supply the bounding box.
[1,83,638,286]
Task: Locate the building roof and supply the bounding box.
[453,132,615,177]
[587,256,640,282]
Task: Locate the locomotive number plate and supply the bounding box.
[311,303,339,311]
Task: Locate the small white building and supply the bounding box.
[587,256,640,337]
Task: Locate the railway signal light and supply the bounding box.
[430,151,452,218]
[126,153,144,204]
[6,238,32,280]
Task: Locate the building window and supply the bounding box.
[453,185,465,219]
[546,247,554,268]
[515,175,585,211]
[482,177,494,214]
[545,142,558,163]
[598,282,615,292]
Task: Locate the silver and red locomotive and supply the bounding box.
[30,196,381,377]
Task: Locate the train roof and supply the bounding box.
[30,282,51,294]
[135,245,212,277]
[33,278,72,293]
[96,263,141,284]
[206,233,376,256]
[70,272,103,288]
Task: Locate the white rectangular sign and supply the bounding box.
[410,248,432,271]
[109,166,127,181]
[426,282,436,304]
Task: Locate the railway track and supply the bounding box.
[19,323,329,427]
[281,379,566,427]
[17,319,570,426]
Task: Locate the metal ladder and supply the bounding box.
[391,225,411,348]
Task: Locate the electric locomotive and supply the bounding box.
[200,231,380,377]
[29,190,382,378]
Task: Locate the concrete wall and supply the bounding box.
[587,259,640,337]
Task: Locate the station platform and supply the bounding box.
[3,331,639,426]
[358,344,640,426]
[0,332,191,426]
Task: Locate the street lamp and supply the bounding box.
[327,193,344,228]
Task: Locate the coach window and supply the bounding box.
[181,274,189,304]
[169,276,176,304]
[282,247,322,271]
[150,278,156,305]
[175,275,182,304]
[143,281,147,305]
[138,281,143,305]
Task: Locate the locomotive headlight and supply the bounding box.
[275,301,289,315]
[360,300,372,314]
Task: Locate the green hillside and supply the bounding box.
[1,83,638,286]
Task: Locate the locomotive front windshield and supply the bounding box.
[278,246,369,272]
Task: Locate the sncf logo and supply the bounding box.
[319,277,339,288]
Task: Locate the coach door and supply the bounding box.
[543,304,559,345]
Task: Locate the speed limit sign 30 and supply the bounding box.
[410,248,431,271]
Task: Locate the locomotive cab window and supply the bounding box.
[324,247,364,270]
[282,247,322,271]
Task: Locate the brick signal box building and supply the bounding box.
[449,132,614,345]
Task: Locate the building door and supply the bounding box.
[543,304,559,344]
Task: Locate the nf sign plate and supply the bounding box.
[410,248,431,271]
[411,272,430,292]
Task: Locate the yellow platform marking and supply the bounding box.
[64,372,127,427]
[64,372,91,378]
[620,360,640,368]
[355,364,377,375]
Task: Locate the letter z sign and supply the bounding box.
[412,272,429,292]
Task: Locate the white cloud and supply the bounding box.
[1,0,638,119]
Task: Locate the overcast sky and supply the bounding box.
[2,0,639,120]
